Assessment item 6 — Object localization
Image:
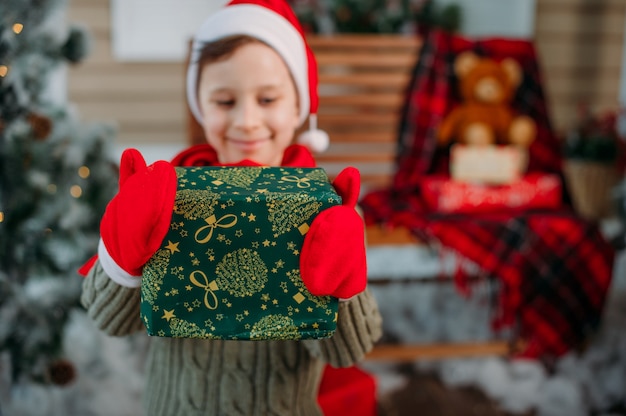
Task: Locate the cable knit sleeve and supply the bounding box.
[302,288,382,367]
[81,259,145,336]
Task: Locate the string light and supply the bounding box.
[78,166,90,178]
[0,22,23,78]
[70,185,83,198]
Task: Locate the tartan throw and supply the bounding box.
[361,29,614,359]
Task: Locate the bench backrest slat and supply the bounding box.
[308,34,421,192]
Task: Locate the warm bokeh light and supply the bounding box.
[0,66,8,77]
[0,212,4,223]
[70,185,82,198]
[78,166,90,178]
[12,23,24,34]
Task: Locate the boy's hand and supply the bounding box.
[300,167,367,299]
[98,149,177,287]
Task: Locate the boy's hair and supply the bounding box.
[194,35,258,96]
[195,35,257,67]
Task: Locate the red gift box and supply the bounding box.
[421,173,562,213]
[318,365,377,416]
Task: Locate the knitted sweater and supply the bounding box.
[81,260,382,416]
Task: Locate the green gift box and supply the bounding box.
[141,166,341,340]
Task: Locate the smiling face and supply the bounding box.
[197,40,300,166]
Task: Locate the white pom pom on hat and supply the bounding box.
[186,0,329,153]
[296,114,329,153]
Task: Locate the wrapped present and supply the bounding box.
[450,144,528,184]
[421,173,562,213]
[141,166,341,340]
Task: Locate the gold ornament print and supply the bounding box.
[174,167,188,179]
[207,167,262,189]
[286,269,332,309]
[215,248,268,297]
[169,317,213,339]
[250,314,300,340]
[266,192,322,237]
[302,169,330,183]
[174,189,221,220]
[142,248,171,306]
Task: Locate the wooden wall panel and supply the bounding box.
[534,0,626,136]
[68,4,110,36]
[67,0,188,147]
[67,0,626,150]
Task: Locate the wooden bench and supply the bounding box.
[187,34,515,360]
[305,34,419,193]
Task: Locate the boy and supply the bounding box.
[81,1,382,414]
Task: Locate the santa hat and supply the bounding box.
[186,0,329,153]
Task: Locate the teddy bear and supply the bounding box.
[437,51,536,148]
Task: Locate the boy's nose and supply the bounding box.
[233,100,261,130]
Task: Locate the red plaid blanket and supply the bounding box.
[361,29,614,359]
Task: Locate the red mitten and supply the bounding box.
[300,167,367,299]
[98,148,177,287]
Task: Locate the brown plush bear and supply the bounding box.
[437,51,536,148]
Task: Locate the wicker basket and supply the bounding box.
[563,160,620,220]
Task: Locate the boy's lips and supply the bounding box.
[228,137,269,151]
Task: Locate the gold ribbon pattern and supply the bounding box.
[281,175,311,188]
[189,270,219,310]
[194,213,238,243]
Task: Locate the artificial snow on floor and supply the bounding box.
[365,247,626,416]
[424,249,626,416]
[3,238,626,415]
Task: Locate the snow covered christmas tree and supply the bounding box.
[0,0,117,387]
